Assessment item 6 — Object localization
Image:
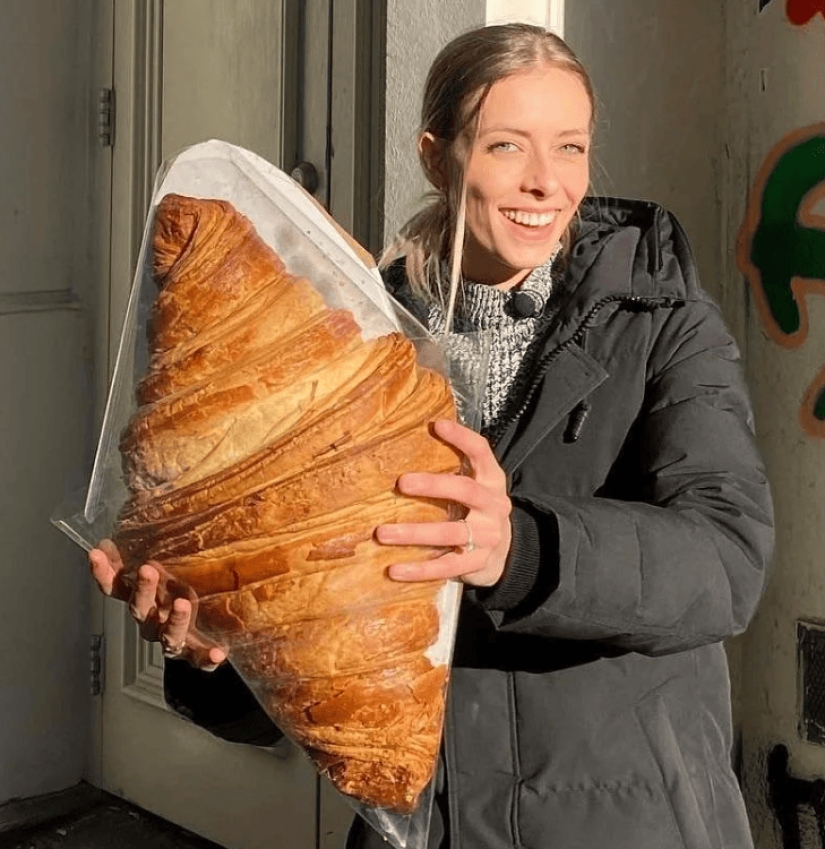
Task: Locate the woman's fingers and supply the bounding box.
[157,598,228,670]
[389,548,498,586]
[158,597,192,649]
[379,510,510,588]
[129,563,161,624]
[377,519,477,550]
[89,547,117,596]
[433,419,507,487]
[88,543,228,672]
[98,538,124,572]
[381,419,512,588]
[396,471,490,512]
[380,517,505,587]
[203,646,229,670]
[399,419,508,509]
[90,540,132,601]
[182,636,229,672]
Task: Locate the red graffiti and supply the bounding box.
[787,0,825,25]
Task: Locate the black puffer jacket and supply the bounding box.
[166,198,774,849]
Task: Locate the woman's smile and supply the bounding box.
[501,209,559,227]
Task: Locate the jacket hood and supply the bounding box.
[566,196,701,305]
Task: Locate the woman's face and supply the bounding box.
[459,64,592,291]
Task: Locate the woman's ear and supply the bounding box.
[418,132,446,190]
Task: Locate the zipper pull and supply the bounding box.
[564,400,591,443]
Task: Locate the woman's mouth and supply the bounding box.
[502,209,558,228]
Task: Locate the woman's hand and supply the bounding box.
[377,419,512,587]
[89,539,227,671]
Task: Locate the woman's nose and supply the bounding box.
[523,153,560,197]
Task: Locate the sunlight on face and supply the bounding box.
[460,64,592,291]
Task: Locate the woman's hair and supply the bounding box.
[381,23,595,303]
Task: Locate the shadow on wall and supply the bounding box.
[768,744,825,849]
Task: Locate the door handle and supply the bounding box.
[290,161,320,195]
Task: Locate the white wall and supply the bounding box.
[486,0,555,28]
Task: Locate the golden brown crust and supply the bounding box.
[114,194,460,813]
[137,282,332,405]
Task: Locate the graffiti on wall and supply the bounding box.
[759,0,825,23]
[736,124,825,438]
[787,0,825,24]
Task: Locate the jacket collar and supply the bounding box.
[492,198,675,466]
[494,343,608,469]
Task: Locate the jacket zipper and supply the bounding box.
[491,293,685,447]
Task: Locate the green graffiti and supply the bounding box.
[739,125,825,435]
[748,134,825,337]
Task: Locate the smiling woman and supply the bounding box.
[384,23,597,310]
[458,65,591,289]
[90,22,774,849]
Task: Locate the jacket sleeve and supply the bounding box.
[475,293,775,656]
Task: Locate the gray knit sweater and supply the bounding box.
[428,254,561,434]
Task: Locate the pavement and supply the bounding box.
[0,785,227,849]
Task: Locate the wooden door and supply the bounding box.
[98,1,380,846]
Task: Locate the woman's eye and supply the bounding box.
[561,143,587,155]
[490,141,519,153]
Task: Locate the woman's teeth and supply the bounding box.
[503,210,556,227]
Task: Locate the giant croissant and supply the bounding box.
[113,193,462,813]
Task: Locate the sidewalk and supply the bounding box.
[1,785,227,849]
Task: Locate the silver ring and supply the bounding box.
[460,519,475,554]
[161,634,186,658]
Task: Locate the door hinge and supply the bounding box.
[90,634,105,696]
[97,88,115,147]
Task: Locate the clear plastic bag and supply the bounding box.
[52,140,490,848]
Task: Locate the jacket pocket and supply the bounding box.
[635,693,714,849]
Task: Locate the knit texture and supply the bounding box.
[428,253,561,433]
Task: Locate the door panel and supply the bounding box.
[103,2,321,847]
[296,0,331,207]
[161,0,291,164]
[0,1,94,299]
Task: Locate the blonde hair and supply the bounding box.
[381,23,596,309]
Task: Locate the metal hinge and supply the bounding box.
[97,88,115,147]
[90,634,105,696]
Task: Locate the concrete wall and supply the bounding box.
[564,1,727,305]
[727,3,825,847]
[383,0,486,241]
